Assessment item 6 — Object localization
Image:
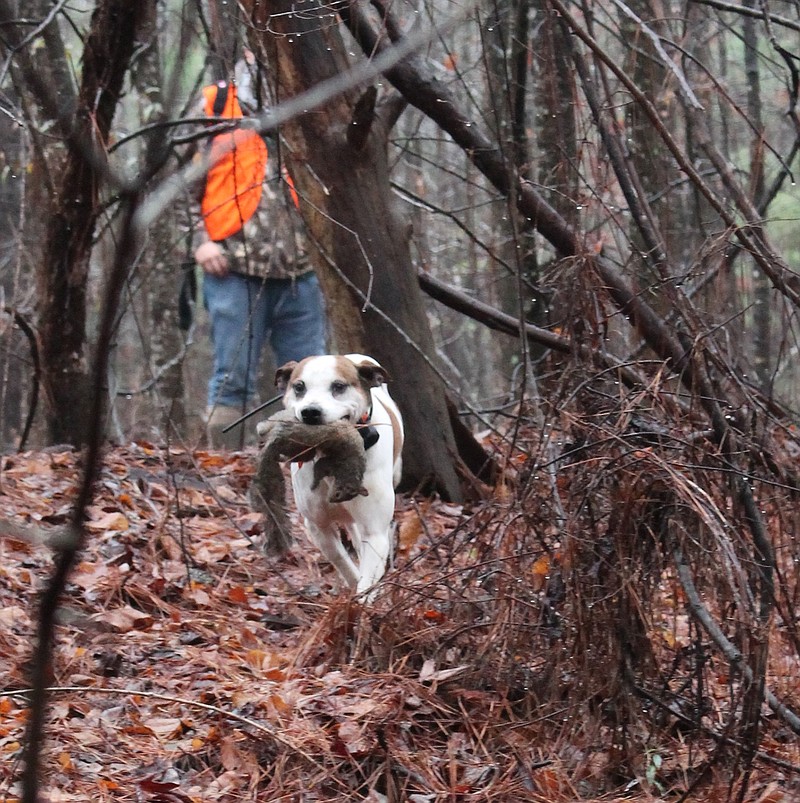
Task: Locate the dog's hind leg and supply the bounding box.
[305,520,360,589]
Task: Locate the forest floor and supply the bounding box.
[0,441,798,802]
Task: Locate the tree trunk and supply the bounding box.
[0,89,26,449]
[532,1,577,337]
[128,0,189,438]
[620,0,673,316]
[533,1,578,231]
[28,0,151,445]
[243,0,464,500]
[743,1,771,390]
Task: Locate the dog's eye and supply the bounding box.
[292,380,306,396]
[331,380,348,395]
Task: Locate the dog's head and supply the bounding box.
[275,354,388,425]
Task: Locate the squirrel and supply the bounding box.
[249,409,368,555]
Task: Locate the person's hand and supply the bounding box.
[195,240,229,277]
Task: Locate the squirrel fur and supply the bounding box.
[249,409,368,555]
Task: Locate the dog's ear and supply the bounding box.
[275,361,298,392]
[356,361,388,388]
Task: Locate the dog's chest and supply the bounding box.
[291,463,357,525]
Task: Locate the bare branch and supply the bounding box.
[339,0,577,257]
[551,0,800,325]
[418,269,648,390]
[689,0,800,33]
[608,0,704,110]
[675,547,800,735]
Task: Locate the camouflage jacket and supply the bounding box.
[203,177,313,282]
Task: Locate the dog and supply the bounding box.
[275,354,404,597]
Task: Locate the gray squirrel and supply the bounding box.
[249,410,368,555]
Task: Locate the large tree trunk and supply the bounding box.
[32,0,149,445]
[0,86,26,449]
[620,0,674,317]
[532,1,577,338]
[128,0,189,438]
[1,0,77,450]
[243,0,464,500]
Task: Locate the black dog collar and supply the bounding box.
[359,424,380,450]
[358,408,380,450]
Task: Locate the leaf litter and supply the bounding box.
[0,429,799,801]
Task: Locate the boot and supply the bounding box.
[206,405,245,450]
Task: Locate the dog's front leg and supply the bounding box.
[355,525,393,598]
[304,520,360,589]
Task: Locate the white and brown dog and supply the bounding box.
[275,354,404,597]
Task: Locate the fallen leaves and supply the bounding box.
[1,442,799,801]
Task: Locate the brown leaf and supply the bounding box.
[219,735,243,772]
[227,585,248,604]
[397,512,424,554]
[85,510,129,532]
[141,717,186,741]
[754,783,790,803]
[139,777,194,803]
[419,659,469,683]
[94,605,153,633]
[335,719,375,757]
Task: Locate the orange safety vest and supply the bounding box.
[200,82,269,242]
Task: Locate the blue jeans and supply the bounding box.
[203,271,326,409]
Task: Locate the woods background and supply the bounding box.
[3,0,800,801]
[2,0,797,472]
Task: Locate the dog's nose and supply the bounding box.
[300,406,324,425]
